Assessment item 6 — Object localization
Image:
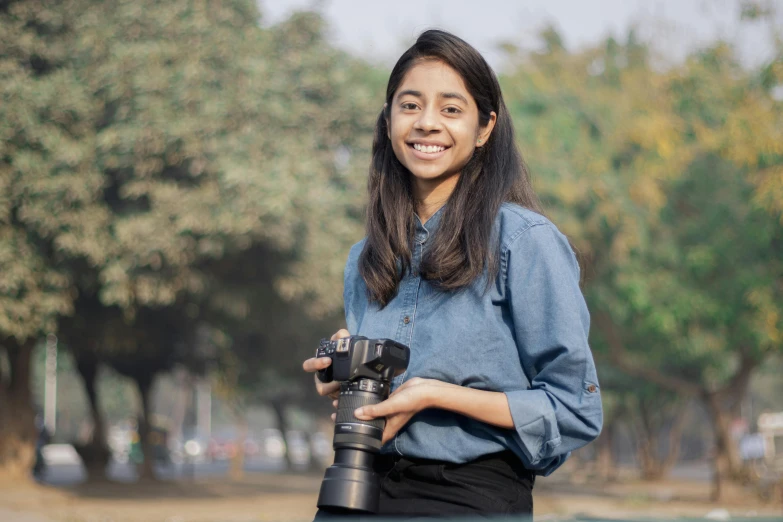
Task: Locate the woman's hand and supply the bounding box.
[353,377,452,444]
[302,329,349,400]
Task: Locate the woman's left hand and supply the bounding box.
[353,377,452,444]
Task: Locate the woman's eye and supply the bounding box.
[401,102,418,110]
[444,107,462,114]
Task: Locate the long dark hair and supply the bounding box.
[360,29,543,307]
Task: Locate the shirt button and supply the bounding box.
[403,316,410,324]
[587,384,597,393]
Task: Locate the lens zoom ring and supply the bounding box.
[336,393,385,431]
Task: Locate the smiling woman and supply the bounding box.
[303,29,603,518]
[387,62,496,221]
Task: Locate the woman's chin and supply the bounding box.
[409,172,446,185]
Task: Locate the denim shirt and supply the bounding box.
[343,203,603,476]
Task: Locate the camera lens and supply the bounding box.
[317,380,386,513]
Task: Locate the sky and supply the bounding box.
[258,0,778,71]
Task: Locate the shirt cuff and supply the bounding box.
[504,389,561,466]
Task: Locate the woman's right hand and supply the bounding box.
[302,328,349,400]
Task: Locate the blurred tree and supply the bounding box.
[64,4,377,478]
[593,369,688,481]
[2,0,378,481]
[193,12,382,473]
[503,24,782,498]
[0,0,104,478]
[596,154,782,497]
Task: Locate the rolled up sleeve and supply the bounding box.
[502,223,603,472]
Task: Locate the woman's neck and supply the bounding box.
[413,174,459,224]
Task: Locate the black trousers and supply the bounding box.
[314,451,535,519]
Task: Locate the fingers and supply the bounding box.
[331,413,336,422]
[381,422,398,445]
[380,414,409,445]
[302,356,331,373]
[354,400,390,420]
[330,329,350,341]
[305,329,350,416]
[397,377,423,389]
[303,327,349,373]
[314,375,341,397]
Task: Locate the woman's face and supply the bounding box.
[388,60,496,198]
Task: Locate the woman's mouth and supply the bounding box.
[408,143,450,160]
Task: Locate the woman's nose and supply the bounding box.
[414,107,441,132]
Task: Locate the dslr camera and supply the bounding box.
[315,335,410,513]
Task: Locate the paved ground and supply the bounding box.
[39,458,291,486]
[1,467,781,522]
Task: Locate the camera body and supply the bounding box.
[316,336,410,387]
[315,335,410,514]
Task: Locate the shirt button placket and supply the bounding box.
[397,242,421,339]
[393,241,421,457]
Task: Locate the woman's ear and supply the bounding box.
[476,111,497,148]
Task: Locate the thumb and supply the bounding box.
[355,402,387,420]
[331,329,350,341]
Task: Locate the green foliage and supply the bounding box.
[2,4,781,481]
[0,0,102,341]
[502,26,782,396]
[1,3,384,459]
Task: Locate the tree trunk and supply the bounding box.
[134,374,156,481]
[596,418,617,481]
[638,433,663,479]
[271,398,293,469]
[595,311,760,497]
[74,352,111,479]
[0,338,37,482]
[703,391,742,501]
[661,402,688,476]
[635,401,688,481]
[229,408,247,481]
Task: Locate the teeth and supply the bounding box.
[413,143,445,153]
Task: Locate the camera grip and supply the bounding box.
[316,364,333,383]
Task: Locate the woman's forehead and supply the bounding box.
[395,60,471,101]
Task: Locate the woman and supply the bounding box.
[303,29,603,517]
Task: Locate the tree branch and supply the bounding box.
[716,349,758,404]
[593,311,702,396]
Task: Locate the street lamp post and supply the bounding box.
[44,333,58,435]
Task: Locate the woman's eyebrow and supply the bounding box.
[440,92,468,104]
[397,90,468,105]
[398,89,423,99]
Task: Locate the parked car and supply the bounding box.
[108,425,133,464]
[209,433,238,461]
[310,431,333,468]
[260,428,286,460]
[242,435,261,459]
[169,430,211,464]
[285,430,311,468]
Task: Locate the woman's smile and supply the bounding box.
[408,141,451,160]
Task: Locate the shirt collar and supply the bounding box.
[414,205,446,244]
